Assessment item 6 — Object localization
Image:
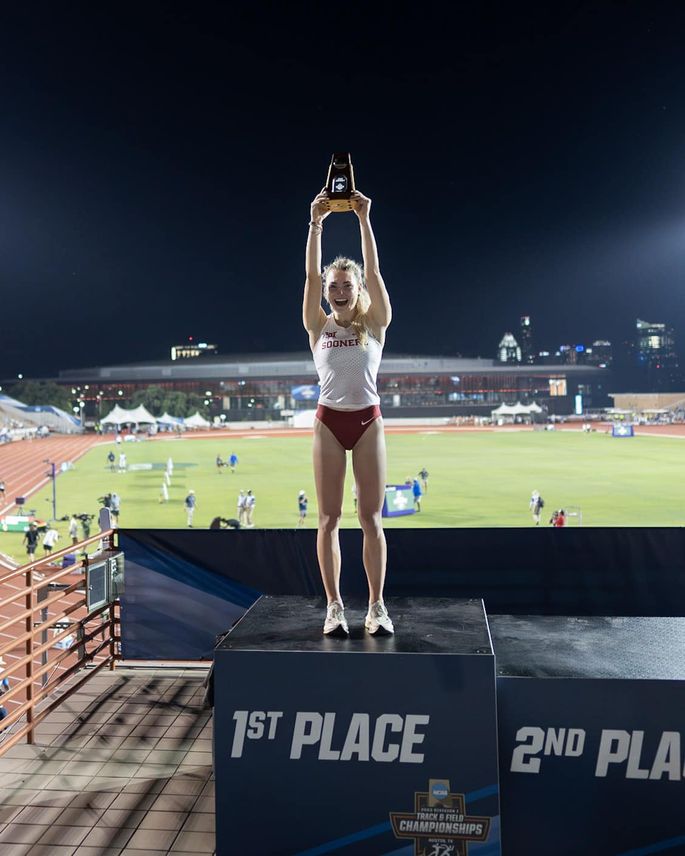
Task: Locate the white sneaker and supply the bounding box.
[365,601,394,635]
[323,601,349,636]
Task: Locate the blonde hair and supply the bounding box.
[322,256,371,347]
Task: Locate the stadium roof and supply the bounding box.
[57,353,608,383]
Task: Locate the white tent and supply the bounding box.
[126,405,157,424]
[101,404,157,425]
[184,411,211,429]
[492,401,541,416]
[157,412,184,426]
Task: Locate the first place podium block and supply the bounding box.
[213,596,501,856]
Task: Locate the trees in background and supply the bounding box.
[7,381,73,413]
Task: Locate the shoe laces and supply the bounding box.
[327,602,344,619]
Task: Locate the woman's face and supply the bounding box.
[325,269,359,317]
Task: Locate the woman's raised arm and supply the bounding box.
[352,190,392,330]
[302,191,330,337]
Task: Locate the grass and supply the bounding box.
[1,429,683,564]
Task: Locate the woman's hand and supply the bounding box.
[310,189,331,224]
[351,190,371,221]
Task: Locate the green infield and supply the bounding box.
[1,429,683,564]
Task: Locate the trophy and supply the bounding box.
[324,152,356,211]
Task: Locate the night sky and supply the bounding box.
[2,2,685,379]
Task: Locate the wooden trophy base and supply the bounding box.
[325,198,354,212]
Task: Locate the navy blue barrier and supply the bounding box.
[118,527,685,660]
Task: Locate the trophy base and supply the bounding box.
[325,198,354,212]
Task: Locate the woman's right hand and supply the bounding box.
[310,189,331,224]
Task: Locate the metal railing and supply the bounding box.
[0,530,121,756]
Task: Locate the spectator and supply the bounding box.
[23,523,39,559]
[42,526,60,555]
[0,477,5,500]
[185,490,196,527]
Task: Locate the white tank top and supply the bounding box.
[312,315,383,410]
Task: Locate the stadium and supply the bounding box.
[55,350,612,422]
[3,6,685,854]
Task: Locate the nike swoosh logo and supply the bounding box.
[361,417,375,426]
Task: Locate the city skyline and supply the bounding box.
[2,4,685,379]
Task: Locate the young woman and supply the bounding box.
[303,188,394,636]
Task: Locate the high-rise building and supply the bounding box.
[634,319,680,391]
[498,333,521,364]
[170,338,219,361]
[519,316,534,364]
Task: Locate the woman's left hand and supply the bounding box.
[351,190,371,221]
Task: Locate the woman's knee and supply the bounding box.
[357,508,383,534]
[318,509,343,533]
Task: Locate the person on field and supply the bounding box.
[118,452,127,472]
[107,450,116,471]
[303,187,394,636]
[69,515,79,545]
[297,490,308,527]
[110,492,120,525]
[412,477,423,512]
[245,490,256,527]
[418,467,429,493]
[530,491,545,525]
[216,454,224,473]
[23,523,39,559]
[42,526,60,555]
[550,509,566,527]
[237,490,247,526]
[229,453,238,473]
[185,490,196,527]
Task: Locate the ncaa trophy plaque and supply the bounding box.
[325,152,356,211]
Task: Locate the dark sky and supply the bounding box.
[2,2,685,378]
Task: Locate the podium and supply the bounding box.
[213,596,501,856]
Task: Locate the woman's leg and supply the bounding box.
[313,418,347,604]
[352,418,387,604]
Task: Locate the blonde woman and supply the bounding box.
[303,188,394,636]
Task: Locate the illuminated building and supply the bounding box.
[519,316,534,364]
[170,338,219,360]
[634,319,680,391]
[498,333,521,364]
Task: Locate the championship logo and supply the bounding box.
[332,176,348,192]
[389,779,491,856]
